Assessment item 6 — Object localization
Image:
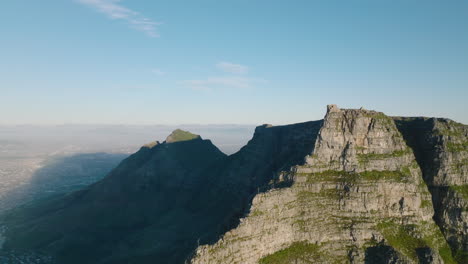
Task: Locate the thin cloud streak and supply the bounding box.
[183,77,266,91]
[77,0,161,37]
[183,62,266,91]
[216,62,248,74]
[151,68,165,75]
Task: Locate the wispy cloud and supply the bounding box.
[216,62,249,74]
[182,62,266,91]
[77,0,161,37]
[183,77,266,92]
[183,62,265,91]
[151,68,165,75]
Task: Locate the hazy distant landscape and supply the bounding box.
[0,125,254,213]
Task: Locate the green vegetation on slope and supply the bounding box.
[449,185,468,200]
[258,241,323,264]
[359,169,410,182]
[454,250,468,264]
[165,129,200,143]
[420,199,432,209]
[377,220,456,264]
[447,141,468,152]
[357,149,411,164]
[302,169,411,183]
[435,120,467,137]
[364,112,395,126]
[303,170,356,183]
[250,209,265,217]
[452,158,468,174]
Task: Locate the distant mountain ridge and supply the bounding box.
[1,106,467,264]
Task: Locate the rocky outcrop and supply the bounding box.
[192,106,456,264]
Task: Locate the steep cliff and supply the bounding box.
[192,105,457,264]
[395,117,468,263]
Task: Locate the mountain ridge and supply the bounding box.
[1,105,467,264]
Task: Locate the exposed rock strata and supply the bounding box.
[395,117,468,262]
[192,106,458,264]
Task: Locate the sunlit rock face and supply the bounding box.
[192,106,465,264]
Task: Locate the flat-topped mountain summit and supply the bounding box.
[1,106,467,264]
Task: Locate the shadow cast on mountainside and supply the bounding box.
[364,244,403,264]
[184,120,324,261]
[0,153,128,213]
[1,122,322,264]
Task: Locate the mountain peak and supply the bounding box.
[165,129,201,143]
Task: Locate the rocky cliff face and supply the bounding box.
[184,120,324,257]
[192,105,463,264]
[395,117,468,262]
[1,106,467,264]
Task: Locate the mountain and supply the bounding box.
[192,105,468,264]
[1,106,467,264]
[1,130,227,263]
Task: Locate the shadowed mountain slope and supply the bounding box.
[1,122,323,264]
[395,117,468,263]
[2,130,226,263]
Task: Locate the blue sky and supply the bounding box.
[1,0,467,125]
